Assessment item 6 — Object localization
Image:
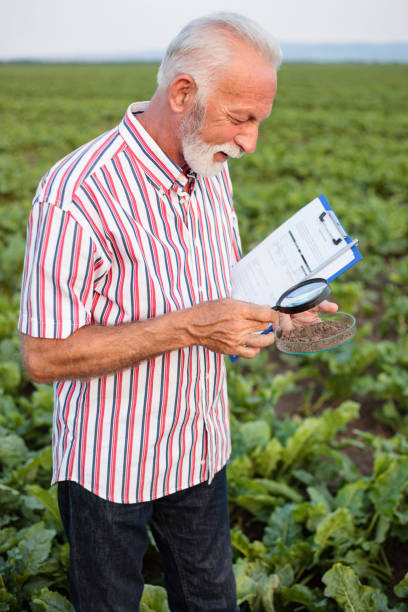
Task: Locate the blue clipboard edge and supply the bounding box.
[318,194,362,283]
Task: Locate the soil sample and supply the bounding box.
[277,319,354,353]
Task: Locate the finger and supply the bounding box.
[239,301,279,324]
[250,321,276,334]
[245,330,276,348]
[278,312,294,329]
[314,300,338,313]
[238,345,262,359]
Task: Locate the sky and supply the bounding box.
[1,0,408,60]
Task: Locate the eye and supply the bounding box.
[229,116,246,125]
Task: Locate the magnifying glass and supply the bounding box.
[230,278,331,361]
[273,277,331,314]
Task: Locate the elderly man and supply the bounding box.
[19,12,336,612]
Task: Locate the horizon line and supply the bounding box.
[2,41,408,63]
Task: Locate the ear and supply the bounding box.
[168,74,197,114]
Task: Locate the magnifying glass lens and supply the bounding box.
[279,280,328,308]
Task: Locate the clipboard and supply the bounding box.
[230,194,362,308]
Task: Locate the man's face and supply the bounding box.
[181,42,278,177]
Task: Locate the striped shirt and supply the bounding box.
[19,102,242,503]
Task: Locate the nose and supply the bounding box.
[234,123,259,154]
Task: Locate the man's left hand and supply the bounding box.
[276,300,338,330]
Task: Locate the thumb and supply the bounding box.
[314,300,338,313]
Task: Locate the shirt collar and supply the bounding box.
[119,102,189,194]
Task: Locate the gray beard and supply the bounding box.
[182,134,227,178]
[181,103,243,178]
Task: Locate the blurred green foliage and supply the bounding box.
[0,62,407,610]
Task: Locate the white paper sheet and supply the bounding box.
[231,196,360,306]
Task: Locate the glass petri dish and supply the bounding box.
[275,311,356,355]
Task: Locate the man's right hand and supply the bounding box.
[186,298,277,359]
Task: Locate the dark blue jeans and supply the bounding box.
[58,467,238,611]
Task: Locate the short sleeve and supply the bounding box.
[18,201,96,339]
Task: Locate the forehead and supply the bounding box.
[209,45,277,117]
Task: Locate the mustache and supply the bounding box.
[216,143,244,159]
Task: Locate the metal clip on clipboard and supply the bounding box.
[304,238,359,280]
[319,210,347,245]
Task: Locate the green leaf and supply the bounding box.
[22,575,50,596]
[263,504,302,551]
[59,542,70,571]
[31,587,74,612]
[0,483,20,511]
[0,527,18,554]
[373,453,392,479]
[8,521,56,575]
[0,338,21,364]
[234,558,256,605]
[323,563,392,611]
[26,485,61,524]
[280,584,326,611]
[0,362,21,394]
[281,403,358,475]
[0,433,28,468]
[292,501,328,531]
[280,417,321,472]
[334,480,367,517]
[395,572,408,598]
[234,558,280,610]
[307,486,332,512]
[229,373,252,405]
[375,515,391,543]
[252,438,283,478]
[369,456,408,517]
[287,541,314,570]
[227,455,253,483]
[24,384,54,429]
[15,446,52,484]
[344,549,379,583]
[274,563,294,588]
[254,573,280,612]
[235,493,280,522]
[0,585,17,609]
[231,528,266,561]
[314,508,354,555]
[240,420,271,451]
[140,584,170,612]
[318,402,360,442]
[394,509,408,526]
[292,469,315,486]
[254,479,303,503]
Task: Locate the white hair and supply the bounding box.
[157,12,282,100]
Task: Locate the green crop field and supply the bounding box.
[0,62,407,611]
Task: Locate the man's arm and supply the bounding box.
[21,299,278,383]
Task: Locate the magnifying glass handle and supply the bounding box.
[229,323,275,362]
